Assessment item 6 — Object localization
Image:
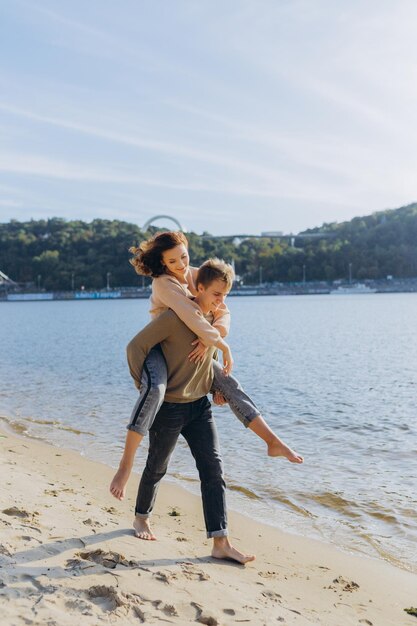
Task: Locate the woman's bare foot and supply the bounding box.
[248,416,303,463]
[267,439,304,463]
[211,537,255,564]
[133,516,156,540]
[109,464,132,500]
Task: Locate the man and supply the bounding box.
[126,258,255,564]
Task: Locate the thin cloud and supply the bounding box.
[0,103,312,186]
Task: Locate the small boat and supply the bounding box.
[330,283,377,294]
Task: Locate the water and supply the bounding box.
[0,294,416,571]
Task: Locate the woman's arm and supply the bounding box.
[212,304,231,338]
[153,275,234,373]
[152,275,222,346]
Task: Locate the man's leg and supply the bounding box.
[181,397,255,564]
[110,346,168,500]
[134,402,184,540]
[211,360,303,463]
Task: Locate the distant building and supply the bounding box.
[261,231,283,237]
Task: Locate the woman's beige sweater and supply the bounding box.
[149,266,230,346]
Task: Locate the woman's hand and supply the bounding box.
[221,344,234,376]
[188,339,209,363]
[212,391,227,406]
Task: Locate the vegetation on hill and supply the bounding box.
[0,203,416,290]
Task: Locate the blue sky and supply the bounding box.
[1,0,416,235]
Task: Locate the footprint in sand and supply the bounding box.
[258,570,280,579]
[153,570,178,583]
[102,506,119,515]
[2,507,32,518]
[82,518,103,528]
[179,562,210,581]
[76,549,140,570]
[0,543,13,557]
[152,601,179,617]
[88,585,126,610]
[88,586,148,619]
[326,575,360,593]
[2,507,39,526]
[191,601,219,625]
[65,598,94,615]
[260,590,283,604]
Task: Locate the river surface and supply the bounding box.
[0,294,416,571]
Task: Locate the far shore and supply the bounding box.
[3,275,417,304]
[1,426,417,625]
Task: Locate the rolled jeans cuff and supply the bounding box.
[135,511,151,519]
[206,529,228,538]
[127,423,147,436]
[240,414,254,428]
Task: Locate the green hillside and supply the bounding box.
[0,203,416,290]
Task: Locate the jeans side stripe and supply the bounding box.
[130,362,152,428]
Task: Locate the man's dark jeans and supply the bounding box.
[135,396,228,538]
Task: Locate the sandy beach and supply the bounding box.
[1,427,416,626]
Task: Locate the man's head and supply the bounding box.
[195,258,234,313]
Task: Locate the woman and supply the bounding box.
[110,231,303,501]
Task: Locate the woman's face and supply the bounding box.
[161,244,190,280]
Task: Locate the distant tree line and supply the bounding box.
[1,203,416,291]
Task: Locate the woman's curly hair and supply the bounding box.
[129,231,189,278]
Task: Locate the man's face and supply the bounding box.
[197,279,229,312]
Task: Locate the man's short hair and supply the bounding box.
[196,258,235,291]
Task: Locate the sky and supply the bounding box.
[1,0,417,236]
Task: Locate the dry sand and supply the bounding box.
[1,427,416,626]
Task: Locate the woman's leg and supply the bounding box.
[211,361,303,462]
[181,396,255,564]
[110,346,168,500]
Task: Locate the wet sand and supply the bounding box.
[1,428,416,626]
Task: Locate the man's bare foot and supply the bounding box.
[267,439,304,463]
[211,537,255,564]
[133,516,156,540]
[109,464,132,500]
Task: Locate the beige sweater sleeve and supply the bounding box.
[152,275,221,346]
[212,304,230,338]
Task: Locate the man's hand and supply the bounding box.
[189,339,208,363]
[212,391,227,406]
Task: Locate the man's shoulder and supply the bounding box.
[157,309,187,327]
[154,309,176,323]
[160,310,198,339]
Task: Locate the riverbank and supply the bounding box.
[2,276,417,302]
[1,428,416,626]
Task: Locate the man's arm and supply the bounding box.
[126,311,173,389]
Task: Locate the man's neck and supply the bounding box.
[194,296,211,315]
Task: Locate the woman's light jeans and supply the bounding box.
[127,345,260,435]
